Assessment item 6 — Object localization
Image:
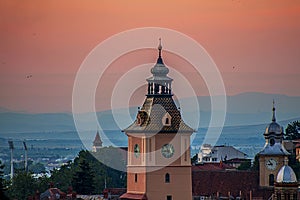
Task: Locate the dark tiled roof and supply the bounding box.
[124,96,194,133]
[104,188,126,195]
[192,168,273,199]
[192,163,235,171]
[226,158,251,163]
[40,188,66,200]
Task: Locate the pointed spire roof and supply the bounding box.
[264,100,283,135]
[93,131,103,147]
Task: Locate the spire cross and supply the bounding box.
[272,100,276,122]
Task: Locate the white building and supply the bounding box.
[197,144,247,163]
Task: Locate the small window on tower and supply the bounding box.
[162,113,172,126]
[165,173,170,183]
[269,174,274,186]
[135,173,137,183]
[167,195,172,200]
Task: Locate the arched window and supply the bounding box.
[269,174,274,186]
[165,173,170,183]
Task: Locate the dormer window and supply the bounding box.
[136,111,147,126]
[137,115,142,125]
[162,113,172,126]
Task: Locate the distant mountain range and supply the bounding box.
[0,92,299,133]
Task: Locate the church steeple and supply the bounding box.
[124,40,194,134]
[92,131,103,152]
[146,39,173,96]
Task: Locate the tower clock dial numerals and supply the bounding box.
[265,158,278,170]
[161,144,175,158]
[134,144,140,158]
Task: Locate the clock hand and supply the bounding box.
[267,161,273,166]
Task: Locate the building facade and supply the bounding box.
[120,40,194,200]
[197,144,247,163]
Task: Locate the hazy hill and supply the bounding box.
[0,92,299,133]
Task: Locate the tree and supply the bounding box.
[191,154,198,165]
[91,147,126,191]
[6,171,37,200]
[288,154,300,180]
[36,174,51,194]
[50,160,74,192]
[0,161,9,200]
[251,154,259,171]
[284,120,300,140]
[283,121,300,178]
[237,160,251,170]
[72,156,95,195]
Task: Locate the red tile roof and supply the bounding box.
[192,169,273,199]
[120,193,148,200]
[105,188,126,195]
[192,162,235,171]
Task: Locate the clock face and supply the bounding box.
[161,144,175,158]
[265,158,278,170]
[134,144,140,158]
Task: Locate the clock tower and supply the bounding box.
[258,102,290,188]
[120,40,194,200]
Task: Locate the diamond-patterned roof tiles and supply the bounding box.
[124,96,194,134]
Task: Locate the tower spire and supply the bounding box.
[272,100,276,122]
[157,38,163,64]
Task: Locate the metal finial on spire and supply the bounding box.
[158,38,162,57]
[156,38,164,64]
[272,100,276,122]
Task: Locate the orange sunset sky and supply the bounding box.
[0,0,300,113]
